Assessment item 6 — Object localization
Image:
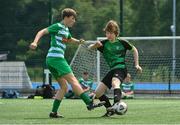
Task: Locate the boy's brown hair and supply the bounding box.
[103,20,120,37]
[61,8,77,19]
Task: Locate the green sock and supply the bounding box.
[80,92,92,105]
[52,99,61,113]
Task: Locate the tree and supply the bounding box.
[127,0,160,36]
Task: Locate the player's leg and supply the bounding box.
[94,69,117,117]
[94,83,114,117]
[97,70,114,110]
[46,58,67,118]
[98,77,122,117]
[49,78,68,118]
[95,83,111,109]
[112,77,122,104]
[111,69,127,104]
[107,69,128,116]
[62,73,105,110]
[55,78,68,99]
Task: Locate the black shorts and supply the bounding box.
[102,68,127,89]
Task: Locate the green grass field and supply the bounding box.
[0,99,180,124]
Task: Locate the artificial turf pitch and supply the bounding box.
[0,99,180,124]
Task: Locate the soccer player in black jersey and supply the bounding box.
[88,20,142,117]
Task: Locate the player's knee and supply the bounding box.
[68,77,79,86]
[112,78,121,88]
[60,84,68,91]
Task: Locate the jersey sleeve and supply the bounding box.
[89,81,93,88]
[68,33,72,39]
[130,82,135,90]
[47,23,60,34]
[62,32,72,42]
[97,39,107,53]
[78,78,83,83]
[119,39,133,50]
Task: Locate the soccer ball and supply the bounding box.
[113,101,128,115]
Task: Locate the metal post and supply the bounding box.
[171,0,176,83]
[120,0,123,36]
[97,51,100,84]
[49,0,52,25]
[44,69,51,85]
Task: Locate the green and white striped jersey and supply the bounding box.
[47,22,72,58]
[120,82,134,92]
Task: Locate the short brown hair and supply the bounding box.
[103,20,120,37]
[61,8,77,19]
[83,72,88,75]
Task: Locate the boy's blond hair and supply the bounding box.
[103,20,120,37]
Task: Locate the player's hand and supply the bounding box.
[88,41,102,49]
[135,65,142,73]
[96,41,103,46]
[89,92,96,100]
[29,42,37,50]
[79,39,85,44]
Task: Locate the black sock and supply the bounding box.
[114,88,121,104]
[99,94,111,108]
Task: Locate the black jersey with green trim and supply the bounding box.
[97,38,133,69]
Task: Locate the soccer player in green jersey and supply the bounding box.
[79,72,93,92]
[30,8,104,118]
[121,73,135,99]
[88,20,142,117]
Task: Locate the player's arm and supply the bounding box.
[68,37,85,45]
[132,46,142,73]
[30,28,49,50]
[84,87,90,91]
[88,41,102,49]
[126,91,134,95]
[120,38,142,73]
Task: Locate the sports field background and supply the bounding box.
[0,99,180,124]
[0,1,180,125]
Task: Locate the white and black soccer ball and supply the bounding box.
[113,101,128,115]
